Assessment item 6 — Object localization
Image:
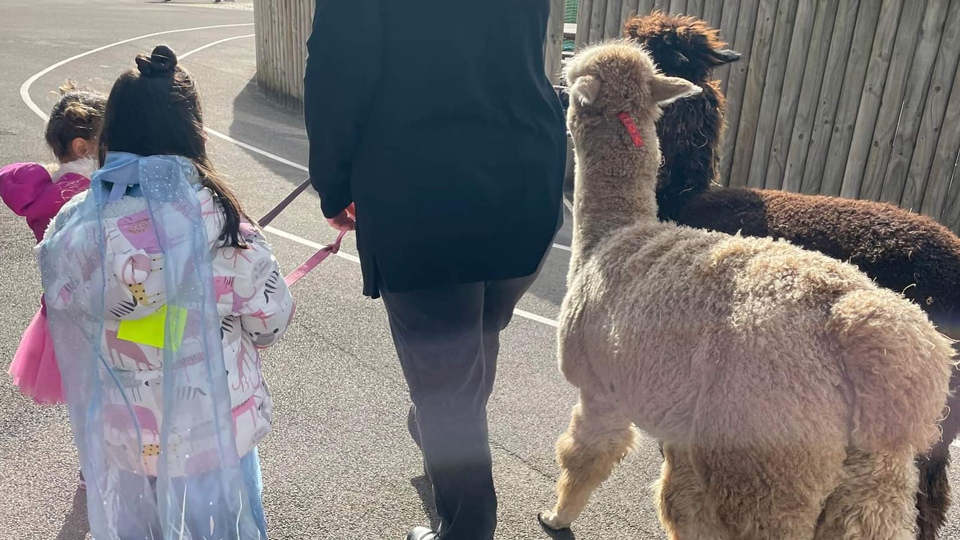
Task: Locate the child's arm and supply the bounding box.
[1,163,89,221]
[217,233,295,350]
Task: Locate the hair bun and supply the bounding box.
[136,45,178,77]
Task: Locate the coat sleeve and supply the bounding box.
[215,231,296,350]
[303,0,382,219]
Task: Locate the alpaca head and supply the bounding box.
[564,41,702,134]
[624,11,740,83]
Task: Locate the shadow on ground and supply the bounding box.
[410,475,442,531]
[55,489,89,540]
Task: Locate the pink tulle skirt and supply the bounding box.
[8,305,65,405]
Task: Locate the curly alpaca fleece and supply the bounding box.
[625,13,960,539]
[540,41,954,540]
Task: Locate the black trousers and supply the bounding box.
[381,270,541,540]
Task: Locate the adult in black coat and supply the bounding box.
[303,1,566,539]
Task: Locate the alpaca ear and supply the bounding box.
[569,75,601,106]
[650,75,702,106]
[710,48,742,65]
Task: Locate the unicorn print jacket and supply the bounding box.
[45,175,294,477]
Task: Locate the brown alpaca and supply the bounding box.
[624,14,960,539]
[539,41,954,540]
[623,11,739,220]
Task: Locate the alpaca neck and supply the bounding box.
[570,119,660,260]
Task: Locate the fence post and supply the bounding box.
[546,0,567,83]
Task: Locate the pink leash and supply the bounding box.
[258,179,349,287]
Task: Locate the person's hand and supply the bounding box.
[327,202,356,231]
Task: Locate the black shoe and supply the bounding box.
[407,404,422,449]
[406,526,440,540]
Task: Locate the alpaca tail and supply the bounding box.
[828,288,956,453]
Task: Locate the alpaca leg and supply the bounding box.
[915,361,960,540]
[815,449,918,540]
[539,391,636,530]
[656,444,717,540]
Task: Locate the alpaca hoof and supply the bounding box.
[538,510,570,531]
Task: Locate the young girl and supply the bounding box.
[39,45,293,538]
[1,82,105,405]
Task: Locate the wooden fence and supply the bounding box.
[556,0,960,231]
[253,0,571,110]
[253,0,314,111]
[251,0,960,231]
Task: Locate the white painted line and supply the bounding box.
[266,225,559,328]
[206,128,308,173]
[514,309,560,328]
[180,34,255,60]
[21,28,563,330]
[264,225,560,327]
[263,226,360,264]
[20,23,254,122]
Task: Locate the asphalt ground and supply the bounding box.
[0,2,957,539]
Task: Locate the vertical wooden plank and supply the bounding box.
[278,0,285,101]
[687,0,705,18]
[621,0,642,28]
[940,157,960,232]
[886,0,949,209]
[669,0,687,15]
[717,0,761,186]
[653,0,671,13]
[605,0,626,39]
[637,0,657,16]
[702,0,724,28]
[818,0,883,196]
[797,0,861,194]
[934,67,960,228]
[763,0,817,190]
[744,0,799,188]
[545,0,568,83]
[589,0,609,43]
[725,0,780,188]
[781,0,839,192]
[918,1,960,219]
[576,0,594,49]
[838,0,904,198]
[857,1,925,202]
[716,0,743,93]
[637,0,655,17]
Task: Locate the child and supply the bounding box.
[1,82,105,405]
[39,45,293,538]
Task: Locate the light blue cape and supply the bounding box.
[39,152,263,539]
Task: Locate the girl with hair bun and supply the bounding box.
[39,45,292,538]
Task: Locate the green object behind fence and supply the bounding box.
[564,0,578,51]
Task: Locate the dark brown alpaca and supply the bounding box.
[623,12,739,220]
[625,12,960,540]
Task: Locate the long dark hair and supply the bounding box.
[98,45,249,248]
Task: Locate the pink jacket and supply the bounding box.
[0,159,94,242]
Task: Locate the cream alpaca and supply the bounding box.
[539,41,955,540]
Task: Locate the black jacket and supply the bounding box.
[304,0,566,298]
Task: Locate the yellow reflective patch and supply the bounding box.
[117,305,188,350]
